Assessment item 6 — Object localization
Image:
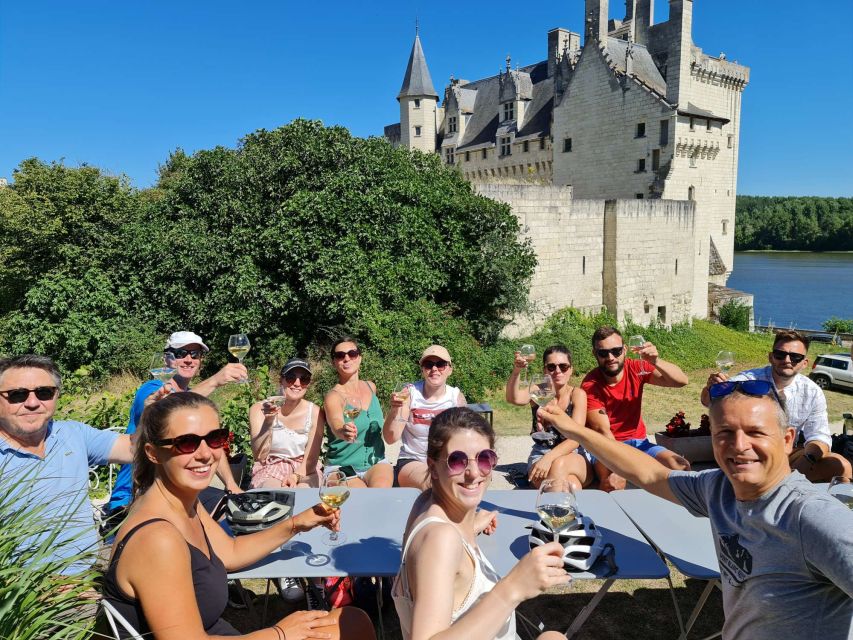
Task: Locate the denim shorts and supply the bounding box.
[527,444,595,471]
[585,438,666,465]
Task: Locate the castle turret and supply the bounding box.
[397,32,439,153]
[665,0,693,105]
[585,0,609,45]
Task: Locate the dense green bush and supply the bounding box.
[823,317,853,334]
[718,299,751,332]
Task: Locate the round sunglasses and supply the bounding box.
[445,449,498,476]
[154,428,231,454]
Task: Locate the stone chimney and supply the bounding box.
[585,0,609,45]
[666,0,693,104]
[548,28,580,77]
[634,0,654,46]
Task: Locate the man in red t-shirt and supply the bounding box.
[582,326,690,491]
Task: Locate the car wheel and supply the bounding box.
[812,375,831,390]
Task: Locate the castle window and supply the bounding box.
[465,151,470,162]
[688,185,696,200]
[582,256,586,274]
[652,149,661,171]
[500,137,512,157]
[689,117,695,131]
[689,153,697,168]
[503,102,515,121]
[637,158,646,172]
[727,134,734,149]
[414,99,421,109]
[675,259,678,275]
[636,122,646,138]
[635,193,644,199]
[445,148,455,165]
[482,149,488,159]
[722,219,729,235]
[448,116,457,133]
[660,120,669,146]
[657,306,667,323]
[563,138,572,152]
[523,140,529,153]
[540,138,546,150]
[414,126,422,137]
[706,119,712,132]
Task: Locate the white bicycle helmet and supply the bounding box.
[226,491,294,534]
[528,514,607,571]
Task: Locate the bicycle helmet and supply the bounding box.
[528,513,606,571]
[226,490,295,534]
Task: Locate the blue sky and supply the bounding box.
[1,1,851,196]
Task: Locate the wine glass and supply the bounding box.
[392,382,410,423]
[715,351,736,375]
[536,478,578,542]
[264,395,286,429]
[529,375,556,407]
[228,334,251,383]
[519,344,536,384]
[828,476,853,510]
[149,353,176,389]
[627,335,645,359]
[342,396,362,441]
[319,469,350,545]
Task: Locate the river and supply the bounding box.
[726,252,853,330]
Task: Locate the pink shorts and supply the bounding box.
[250,455,321,488]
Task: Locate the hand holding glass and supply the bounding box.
[628,335,645,358]
[150,353,176,387]
[715,351,736,374]
[392,382,410,423]
[536,479,578,541]
[529,375,556,407]
[264,395,286,429]
[228,334,251,383]
[319,470,350,545]
[519,344,536,384]
[342,397,362,441]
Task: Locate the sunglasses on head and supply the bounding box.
[332,349,361,361]
[155,428,231,454]
[0,386,59,404]
[284,372,312,385]
[546,363,571,373]
[771,349,805,365]
[708,380,782,406]
[595,346,624,359]
[166,348,204,360]
[446,449,498,476]
[422,359,449,371]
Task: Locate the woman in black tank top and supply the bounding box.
[504,345,594,491]
[102,391,374,639]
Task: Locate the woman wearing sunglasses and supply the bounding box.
[249,358,324,489]
[384,345,467,490]
[393,407,568,640]
[505,345,592,491]
[102,391,374,639]
[323,337,393,488]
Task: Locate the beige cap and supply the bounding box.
[419,344,452,365]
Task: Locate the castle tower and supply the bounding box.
[665,0,693,105]
[585,0,609,44]
[397,31,439,153]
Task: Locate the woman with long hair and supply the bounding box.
[102,391,374,639]
[323,337,392,488]
[249,358,324,489]
[392,407,568,640]
[505,345,592,491]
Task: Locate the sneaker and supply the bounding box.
[305,581,329,611]
[276,577,305,603]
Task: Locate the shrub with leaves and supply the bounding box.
[718,299,751,332]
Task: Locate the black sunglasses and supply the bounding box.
[770,349,805,365]
[284,372,312,385]
[166,348,204,360]
[155,428,231,454]
[546,363,572,373]
[708,380,782,406]
[422,359,449,371]
[595,346,624,358]
[446,449,498,476]
[0,386,59,404]
[332,349,361,361]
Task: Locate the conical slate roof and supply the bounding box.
[397,34,438,100]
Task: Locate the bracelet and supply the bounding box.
[273,624,287,640]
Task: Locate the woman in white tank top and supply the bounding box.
[384,345,466,490]
[392,407,569,640]
[249,358,324,488]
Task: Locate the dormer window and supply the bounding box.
[414,99,421,109]
[500,137,512,157]
[503,103,515,121]
[448,116,457,134]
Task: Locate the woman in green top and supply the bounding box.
[323,336,393,488]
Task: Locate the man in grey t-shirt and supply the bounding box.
[541,380,853,640]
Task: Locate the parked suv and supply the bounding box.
[810,353,853,392]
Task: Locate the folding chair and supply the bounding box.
[101,599,143,640]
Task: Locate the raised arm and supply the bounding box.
[191,363,248,397]
[323,389,349,441]
[299,406,325,482]
[383,388,411,444]
[248,400,275,462]
[505,351,532,405]
[541,405,678,502]
[639,342,688,388]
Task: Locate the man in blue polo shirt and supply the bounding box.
[0,354,134,575]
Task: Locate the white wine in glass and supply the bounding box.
[529,375,556,407]
[628,335,645,358]
[536,479,578,541]
[519,344,536,385]
[392,382,410,423]
[343,396,362,421]
[228,334,251,383]
[265,395,286,429]
[320,470,350,545]
[150,353,176,386]
[715,351,736,374]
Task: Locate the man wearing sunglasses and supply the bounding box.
[540,381,853,640]
[105,331,245,521]
[700,330,851,483]
[0,354,135,575]
[582,326,690,491]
